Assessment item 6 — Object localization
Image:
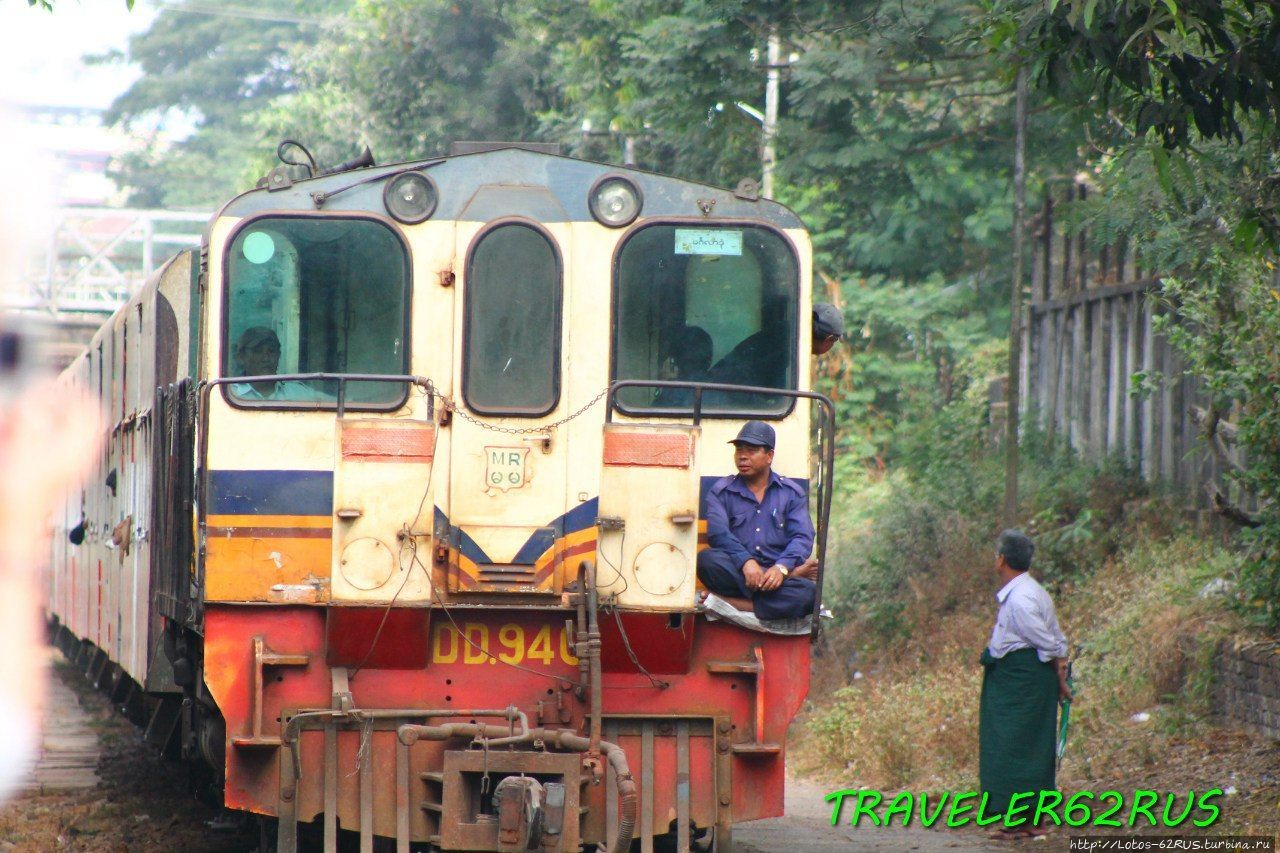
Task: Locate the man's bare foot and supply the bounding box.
[792,557,820,580]
[722,595,754,612]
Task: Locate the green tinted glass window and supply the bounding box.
[613,224,798,414]
[223,217,409,408]
[463,224,561,415]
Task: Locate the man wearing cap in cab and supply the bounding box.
[811,302,845,355]
[697,420,818,619]
[229,326,331,402]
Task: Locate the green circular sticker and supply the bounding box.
[242,231,275,264]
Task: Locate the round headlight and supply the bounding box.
[383,171,437,224]
[589,176,642,227]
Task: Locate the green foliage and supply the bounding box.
[990,0,1280,147]
[259,0,560,165]
[983,0,1280,626]
[94,0,351,207]
[824,400,1148,645]
[806,525,1236,790]
[1039,132,1280,626]
[96,0,1050,470]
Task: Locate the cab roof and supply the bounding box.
[217,146,805,229]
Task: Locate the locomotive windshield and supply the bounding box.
[222,217,409,408]
[463,222,562,415]
[612,223,798,414]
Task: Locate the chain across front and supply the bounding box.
[424,384,611,435]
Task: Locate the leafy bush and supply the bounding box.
[802,529,1241,792]
[822,346,1148,648]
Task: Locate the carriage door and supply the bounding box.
[446,220,571,595]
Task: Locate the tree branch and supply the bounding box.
[1190,404,1243,474]
[1207,483,1262,528]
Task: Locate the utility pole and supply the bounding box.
[762,27,780,199]
[1003,64,1029,528]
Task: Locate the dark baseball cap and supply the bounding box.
[813,303,845,340]
[729,420,776,449]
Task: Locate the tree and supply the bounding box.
[256,0,560,166]
[995,0,1280,623]
[996,0,1280,147]
[96,0,351,207]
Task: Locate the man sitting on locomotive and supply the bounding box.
[229,326,332,402]
[697,420,819,620]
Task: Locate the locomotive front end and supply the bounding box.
[161,146,831,851]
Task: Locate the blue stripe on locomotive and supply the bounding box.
[210,470,334,516]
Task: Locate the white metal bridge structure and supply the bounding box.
[5,207,209,367]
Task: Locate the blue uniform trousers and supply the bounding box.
[696,548,816,620]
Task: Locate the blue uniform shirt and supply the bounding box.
[704,471,814,571]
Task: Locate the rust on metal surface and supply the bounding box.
[706,645,780,755]
[714,715,733,851]
[676,721,691,852]
[340,423,436,463]
[641,724,654,853]
[602,430,693,468]
[396,739,411,853]
[232,635,310,748]
[440,749,582,852]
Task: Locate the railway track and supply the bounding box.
[21,651,100,797]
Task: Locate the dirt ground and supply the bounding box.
[0,658,256,853]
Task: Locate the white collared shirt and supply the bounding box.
[229,380,332,402]
[986,572,1068,662]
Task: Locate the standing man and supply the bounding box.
[697,420,818,619]
[980,530,1071,837]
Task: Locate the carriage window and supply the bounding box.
[222,217,409,409]
[463,223,561,415]
[613,224,798,414]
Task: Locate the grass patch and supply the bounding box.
[801,526,1242,790]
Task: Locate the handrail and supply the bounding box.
[204,372,433,418]
[193,373,436,618]
[606,380,837,641]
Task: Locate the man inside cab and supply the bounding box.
[229,326,332,402]
[697,420,818,619]
[706,302,845,390]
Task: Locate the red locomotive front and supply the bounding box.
[47,144,834,852]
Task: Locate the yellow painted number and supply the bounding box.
[498,625,525,664]
[527,625,554,664]
[431,623,579,666]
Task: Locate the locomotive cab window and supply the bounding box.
[222,217,409,408]
[613,224,798,414]
[463,222,562,415]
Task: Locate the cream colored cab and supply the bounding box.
[444,219,573,595]
[596,423,701,610]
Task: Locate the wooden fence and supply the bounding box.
[1020,184,1225,503]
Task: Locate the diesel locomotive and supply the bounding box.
[46,140,835,852]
